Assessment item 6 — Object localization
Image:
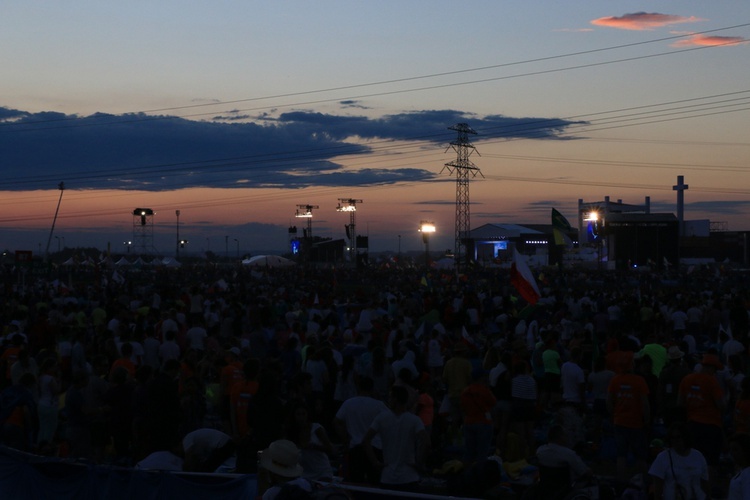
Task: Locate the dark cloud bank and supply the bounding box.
[0,107,580,191]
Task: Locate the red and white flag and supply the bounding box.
[510,249,540,305]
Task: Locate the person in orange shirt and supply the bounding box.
[230,358,260,437]
[679,353,726,480]
[605,340,635,375]
[109,342,136,380]
[607,352,650,481]
[460,368,497,465]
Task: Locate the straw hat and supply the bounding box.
[260,440,304,478]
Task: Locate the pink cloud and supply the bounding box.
[671,34,749,47]
[553,28,595,33]
[591,12,702,31]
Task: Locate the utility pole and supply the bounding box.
[175,210,181,258]
[45,182,65,262]
[442,123,481,272]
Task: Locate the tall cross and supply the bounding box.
[673,175,688,237]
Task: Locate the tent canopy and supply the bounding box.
[241,255,295,268]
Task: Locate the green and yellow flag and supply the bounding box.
[551,208,572,247]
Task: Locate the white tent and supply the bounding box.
[433,257,454,270]
[160,257,182,268]
[115,257,131,267]
[241,255,295,268]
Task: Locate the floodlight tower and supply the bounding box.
[419,221,436,267]
[442,123,481,271]
[337,198,362,263]
[132,208,157,255]
[295,204,319,262]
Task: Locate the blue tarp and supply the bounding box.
[0,447,257,500]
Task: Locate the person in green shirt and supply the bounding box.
[540,331,562,411]
[638,332,667,377]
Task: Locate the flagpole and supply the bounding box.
[551,208,572,278]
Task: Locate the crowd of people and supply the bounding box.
[0,260,749,498]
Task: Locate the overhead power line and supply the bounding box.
[1,23,748,132]
[0,87,748,191]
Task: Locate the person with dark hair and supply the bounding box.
[284,401,334,481]
[540,331,562,411]
[393,367,418,413]
[230,357,260,437]
[10,347,38,386]
[333,354,357,409]
[587,355,614,419]
[110,342,135,379]
[536,423,593,493]
[65,371,94,459]
[236,368,286,473]
[0,334,24,389]
[607,351,650,481]
[735,377,750,434]
[143,359,181,455]
[334,376,388,484]
[0,372,37,451]
[362,384,430,491]
[220,347,244,433]
[648,422,709,499]
[678,353,726,483]
[104,365,135,463]
[158,329,181,366]
[279,337,302,381]
[442,343,472,438]
[658,345,690,426]
[460,367,496,464]
[560,346,585,406]
[36,358,60,446]
[728,433,750,499]
[509,360,537,453]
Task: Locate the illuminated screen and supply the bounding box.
[587,221,600,242]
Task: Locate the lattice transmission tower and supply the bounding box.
[442,123,481,270]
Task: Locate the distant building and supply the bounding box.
[605,213,679,269]
[311,238,345,264]
[467,223,575,266]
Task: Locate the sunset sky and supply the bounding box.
[1,2,749,257]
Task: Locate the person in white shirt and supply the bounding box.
[649,423,709,500]
[159,309,179,341]
[536,424,592,489]
[334,377,389,484]
[670,307,689,334]
[185,318,208,351]
[728,433,750,500]
[363,385,430,490]
[561,347,585,405]
[158,330,181,365]
[142,332,161,370]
